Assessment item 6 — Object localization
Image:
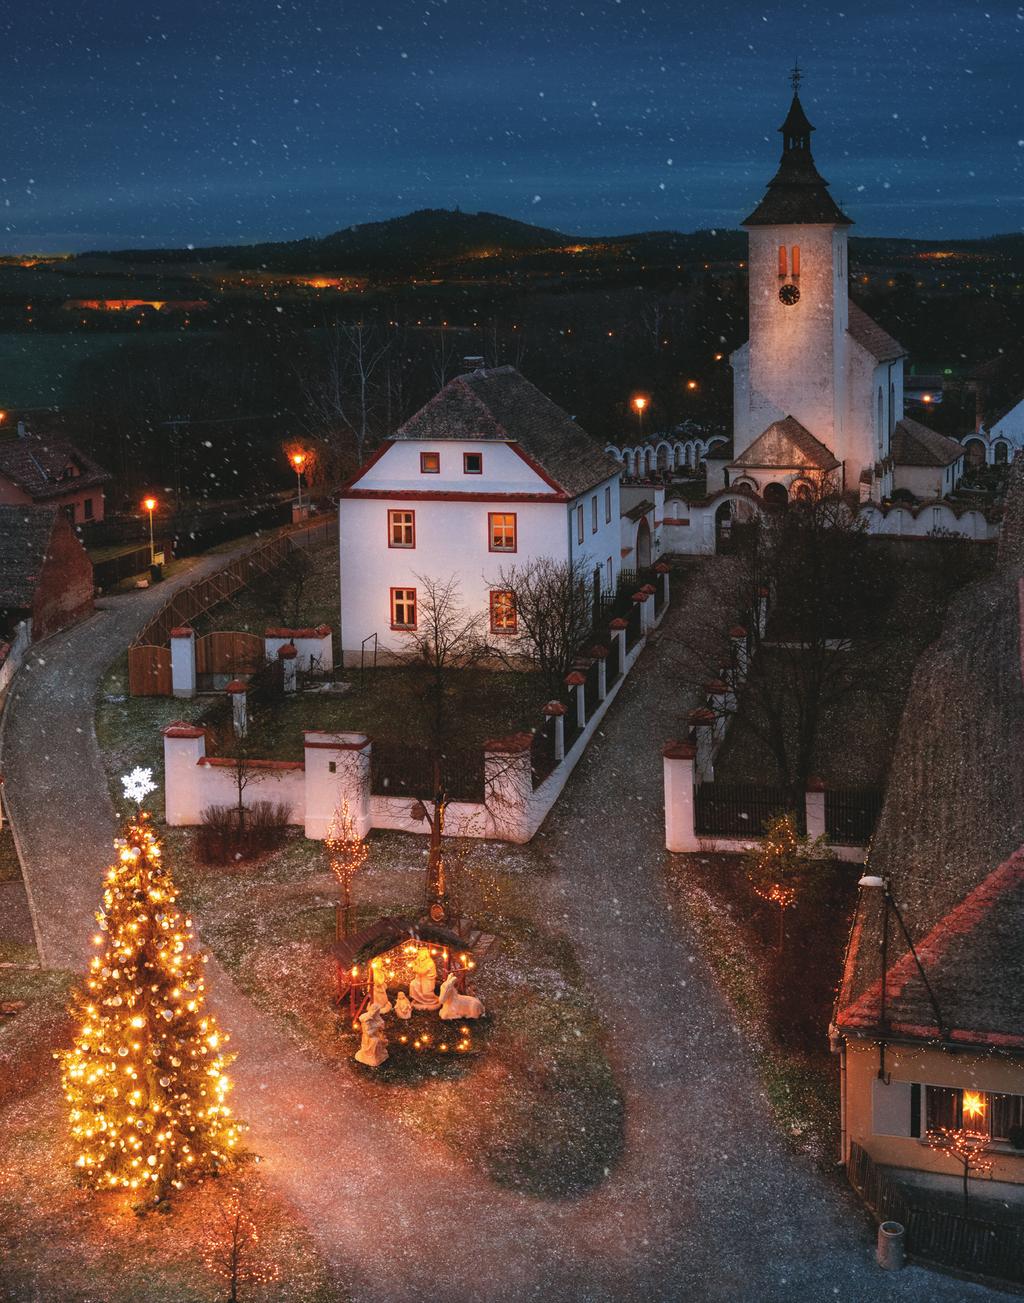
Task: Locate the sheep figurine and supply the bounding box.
[437,972,484,1021]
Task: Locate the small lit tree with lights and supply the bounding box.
[325,797,368,938]
[743,811,833,949]
[58,769,242,1204]
[928,1091,994,1215]
[201,1177,280,1303]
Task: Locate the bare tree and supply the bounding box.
[431,324,459,390]
[201,1178,280,1302]
[673,485,892,800]
[298,319,391,473]
[489,556,595,693]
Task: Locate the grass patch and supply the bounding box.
[172,827,623,1199]
[665,852,854,1165]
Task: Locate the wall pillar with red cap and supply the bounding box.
[663,740,699,852]
[609,617,627,670]
[162,722,207,825]
[565,669,586,732]
[543,700,567,763]
[654,561,671,611]
[591,645,609,701]
[170,626,196,699]
[483,732,534,842]
[278,641,298,693]
[227,680,248,738]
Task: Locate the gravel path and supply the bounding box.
[0,561,997,1302]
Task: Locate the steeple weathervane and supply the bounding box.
[790,61,803,95]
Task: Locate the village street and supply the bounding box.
[0,558,999,1302]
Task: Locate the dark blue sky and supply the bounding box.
[2,0,1021,251]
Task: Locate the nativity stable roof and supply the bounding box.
[0,504,60,609]
[730,416,840,471]
[394,366,622,497]
[846,303,906,363]
[890,417,964,468]
[0,431,110,502]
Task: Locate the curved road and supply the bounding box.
[0,562,996,1302]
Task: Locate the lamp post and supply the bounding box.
[291,451,307,511]
[143,497,157,565]
[631,394,648,436]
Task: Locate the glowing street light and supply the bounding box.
[291,451,307,510]
[686,379,699,392]
[631,394,648,434]
[142,497,157,565]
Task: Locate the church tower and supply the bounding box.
[733,73,853,475]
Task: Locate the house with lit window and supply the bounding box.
[337,366,623,664]
[831,539,1024,1202]
[0,420,110,526]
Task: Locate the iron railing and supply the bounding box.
[825,789,883,845]
[369,741,485,804]
[694,783,805,837]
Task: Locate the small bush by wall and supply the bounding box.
[196,799,291,864]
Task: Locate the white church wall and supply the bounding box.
[746,224,846,454]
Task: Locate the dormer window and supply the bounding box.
[463,452,482,474]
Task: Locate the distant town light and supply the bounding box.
[686,379,699,391]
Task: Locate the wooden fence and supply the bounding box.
[848,1142,1024,1286]
[196,631,264,685]
[127,645,172,696]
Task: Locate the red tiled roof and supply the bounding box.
[0,432,110,501]
[836,849,1024,1048]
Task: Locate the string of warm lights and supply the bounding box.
[58,812,242,1201]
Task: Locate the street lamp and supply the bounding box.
[686,379,699,392]
[631,394,648,435]
[291,451,307,511]
[143,497,157,565]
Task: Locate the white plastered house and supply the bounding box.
[337,366,624,664]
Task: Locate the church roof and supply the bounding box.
[847,303,906,363]
[742,92,853,228]
[393,366,621,497]
[730,416,840,471]
[890,417,964,468]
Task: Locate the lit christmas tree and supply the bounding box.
[59,784,241,1202]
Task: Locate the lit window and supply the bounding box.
[778,245,787,278]
[390,587,417,629]
[420,451,440,474]
[605,486,612,523]
[591,495,598,534]
[388,509,415,548]
[463,452,483,474]
[489,589,517,633]
[925,1085,961,1132]
[791,245,800,278]
[488,512,517,552]
[577,504,584,544]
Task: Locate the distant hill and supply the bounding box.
[73,207,1024,279]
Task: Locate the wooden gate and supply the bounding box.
[196,631,264,685]
[127,645,172,696]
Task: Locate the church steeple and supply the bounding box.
[742,70,852,227]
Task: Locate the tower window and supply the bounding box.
[791,246,800,278]
[778,246,787,278]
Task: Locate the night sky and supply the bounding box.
[3,0,1022,252]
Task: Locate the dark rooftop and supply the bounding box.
[890,416,964,468]
[742,92,853,228]
[0,504,60,609]
[847,303,906,364]
[394,366,621,498]
[731,416,840,471]
[0,430,110,502]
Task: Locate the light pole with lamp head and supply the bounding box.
[291,451,307,512]
[143,497,157,566]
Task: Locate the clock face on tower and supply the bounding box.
[779,283,801,306]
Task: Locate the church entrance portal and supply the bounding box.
[636,517,652,568]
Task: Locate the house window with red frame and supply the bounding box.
[388,509,415,548]
[390,587,417,629]
[463,451,483,474]
[420,451,440,473]
[489,589,517,633]
[488,512,517,552]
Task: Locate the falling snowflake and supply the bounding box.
[121,767,157,805]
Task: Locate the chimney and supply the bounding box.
[463,355,485,372]
[17,420,28,439]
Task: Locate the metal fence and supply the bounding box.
[848,1142,1024,1286]
[694,783,805,837]
[626,601,643,649]
[369,741,485,804]
[530,718,559,789]
[825,789,883,845]
[606,634,622,684]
